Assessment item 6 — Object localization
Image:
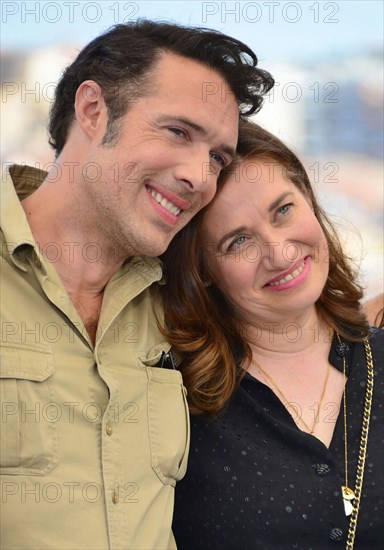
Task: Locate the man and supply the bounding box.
[0,20,273,549]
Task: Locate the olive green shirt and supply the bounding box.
[0,165,189,549]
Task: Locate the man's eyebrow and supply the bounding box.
[157,115,236,160]
[217,226,247,251]
[157,115,207,135]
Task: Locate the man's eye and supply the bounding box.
[169,127,187,139]
[169,127,187,138]
[210,152,226,167]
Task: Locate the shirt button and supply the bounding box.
[312,463,331,476]
[105,421,113,436]
[336,342,349,356]
[329,527,343,541]
[112,490,119,504]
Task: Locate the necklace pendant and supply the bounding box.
[342,486,355,517]
[343,498,354,516]
[342,486,356,501]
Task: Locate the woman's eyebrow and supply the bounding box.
[215,192,296,250]
[217,226,247,251]
[268,191,294,213]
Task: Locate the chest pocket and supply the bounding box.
[0,343,58,475]
[146,367,190,486]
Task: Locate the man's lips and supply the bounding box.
[264,257,307,287]
[146,184,191,216]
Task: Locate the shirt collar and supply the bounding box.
[241,331,355,383]
[1,163,164,282]
[328,331,354,376]
[1,164,48,272]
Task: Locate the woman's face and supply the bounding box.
[201,158,329,327]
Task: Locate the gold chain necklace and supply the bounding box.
[250,357,331,435]
[339,333,355,517]
[251,334,374,550]
[342,337,374,549]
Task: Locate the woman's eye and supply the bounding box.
[210,152,226,167]
[227,235,246,251]
[276,203,292,216]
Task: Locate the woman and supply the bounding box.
[158,121,383,549]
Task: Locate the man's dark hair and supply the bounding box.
[48,19,274,155]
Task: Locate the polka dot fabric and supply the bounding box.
[173,329,383,550]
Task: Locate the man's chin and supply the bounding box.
[124,225,183,258]
[135,238,171,259]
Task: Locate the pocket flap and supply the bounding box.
[135,342,172,368]
[0,343,54,381]
[147,366,183,385]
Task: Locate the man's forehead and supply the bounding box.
[150,52,233,93]
[140,52,239,150]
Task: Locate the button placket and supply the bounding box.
[111,489,119,504]
[106,420,113,436]
[99,376,127,546]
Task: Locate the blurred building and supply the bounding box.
[1,45,77,166]
[304,50,383,159]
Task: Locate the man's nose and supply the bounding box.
[173,147,218,201]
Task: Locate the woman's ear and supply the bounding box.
[74,80,108,139]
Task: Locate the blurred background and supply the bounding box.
[1,0,383,298]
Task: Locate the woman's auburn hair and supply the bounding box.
[157,120,370,416]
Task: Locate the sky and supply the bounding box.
[1,0,383,65]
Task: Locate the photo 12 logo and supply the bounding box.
[2,2,140,24]
[201,2,340,24]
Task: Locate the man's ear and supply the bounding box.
[74,80,107,139]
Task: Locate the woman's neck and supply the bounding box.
[245,308,332,360]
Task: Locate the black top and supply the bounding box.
[173,329,383,550]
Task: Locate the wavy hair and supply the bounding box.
[158,121,370,416]
[48,19,274,155]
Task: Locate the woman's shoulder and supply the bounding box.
[366,326,383,371]
[367,326,383,347]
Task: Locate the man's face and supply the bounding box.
[82,53,239,258]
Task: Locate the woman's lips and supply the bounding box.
[264,257,309,291]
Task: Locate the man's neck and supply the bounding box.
[21,166,129,298]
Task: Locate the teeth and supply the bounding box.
[149,189,181,216]
[268,261,305,286]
